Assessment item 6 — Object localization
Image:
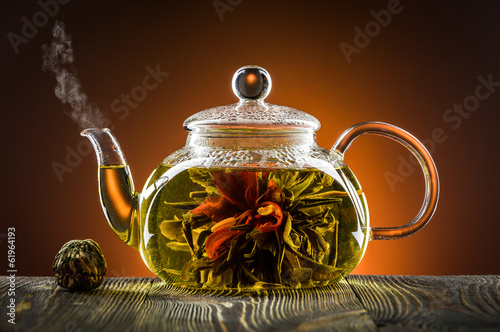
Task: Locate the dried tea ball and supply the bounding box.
[53,239,107,292]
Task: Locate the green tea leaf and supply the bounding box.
[227,236,252,263]
[189,191,210,200]
[188,168,214,187]
[188,213,213,229]
[303,227,329,262]
[188,168,220,196]
[240,263,261,283]
[287,249,340,281]
[247,228,278,256]
[182,220,195,255]
[288,172,317,198]
[165,201,200,210]
[195,229,211,259]
[282,213,300,252]
[159,220,184,241]
[166,241,191,252]
[296,197,342,209]
[290,268,312,284]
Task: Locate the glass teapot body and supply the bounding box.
[84,65,438,292]
[137,131,370,290]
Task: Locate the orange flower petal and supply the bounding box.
[255,201,283,232]
[211,217,237,232]
[205,228,240,260]
[212,170,259,210]
[191,196,239,222]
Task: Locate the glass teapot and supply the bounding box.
[82,65,439,291]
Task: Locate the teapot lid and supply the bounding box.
[183,65,321,132]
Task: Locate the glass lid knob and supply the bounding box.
[183,65,320,132]
[232,65,272,101]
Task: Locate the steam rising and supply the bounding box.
[42,21,104,129]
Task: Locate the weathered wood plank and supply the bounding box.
[347,275,500,331]
[0,276,376,332]
[3,275,499,331]
[129,278,376,332]
[0,276,153,332]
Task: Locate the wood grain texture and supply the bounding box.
[129,278,376,332]
[347,275,500,331]
[1,275,499,331]
[0,277,154,332]
[0,276,375,332]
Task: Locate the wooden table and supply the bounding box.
[1,275,499,331]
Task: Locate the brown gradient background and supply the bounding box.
[1,0,499,278]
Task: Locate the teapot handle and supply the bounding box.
[332,121,440,240]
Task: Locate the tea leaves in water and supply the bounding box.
[140,166,368,290]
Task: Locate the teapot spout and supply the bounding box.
[81,128,139,249]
